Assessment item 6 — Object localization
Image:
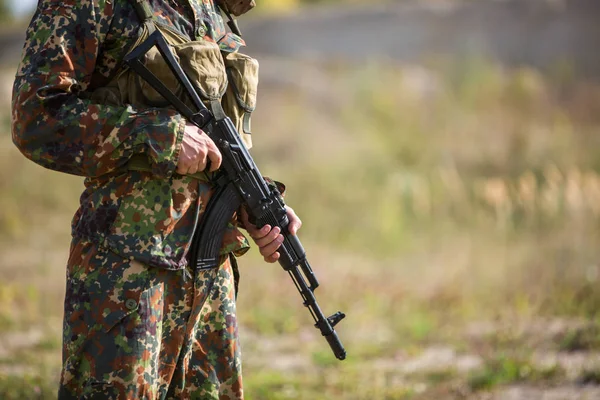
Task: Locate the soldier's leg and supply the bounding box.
[58,239,195,399]
[168,256,244,400]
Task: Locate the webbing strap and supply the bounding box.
[129,0,156,34]
[210,100,227,121]
[132,0,154,21]
[242,112,252,135]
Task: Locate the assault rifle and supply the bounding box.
[124,31,347,360]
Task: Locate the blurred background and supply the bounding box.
[2,0,600,399]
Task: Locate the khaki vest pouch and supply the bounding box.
[222,51,258,149]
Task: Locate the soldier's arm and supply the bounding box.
[11,0,184,178]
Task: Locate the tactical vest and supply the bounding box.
[91,0,257,151]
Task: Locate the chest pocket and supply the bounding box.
[133,23,259,152]
[124,24,228,109]
[92,21,258,152]
[221,51,258,150]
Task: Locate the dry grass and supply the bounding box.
[2,58,600,399]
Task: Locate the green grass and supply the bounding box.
[468,356,563,391]
[0,375,57,400]
[558,325,600,352]
[578,368,600,385]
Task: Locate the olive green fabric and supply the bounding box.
[128,154,209,181]
[92,24,227,110]
[222,51,258,149]
[219,0,256,17]
[91,20,257,150]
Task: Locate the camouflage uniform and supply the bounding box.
[12,0,253,398]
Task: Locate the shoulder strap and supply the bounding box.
[129,0,157,34]
[124,0,230,119]
[215,3,243,37]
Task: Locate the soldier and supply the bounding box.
[11,0,301,398]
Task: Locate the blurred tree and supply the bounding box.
[259,0,361,12]
[0,0,12,22]
[259,0,299,12]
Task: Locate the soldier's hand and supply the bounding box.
[177,123,222,174]
[241,206,302,263]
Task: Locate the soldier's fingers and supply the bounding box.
[187,162,199,175]
[248,224,271,240]
[286,207,302,235]
[290,220,302,236]
[207,146,222,172]
[176,164,187,175]
[264,252,280,264]
[259,234,284,257]
[177,162,193,175]
[176,152,192,175]
[196,153,208,172]
[254,227,281,248]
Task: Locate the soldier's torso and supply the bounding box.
[72,0,249,269]
[92,0,243,90]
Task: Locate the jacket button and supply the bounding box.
[125,299,138,310]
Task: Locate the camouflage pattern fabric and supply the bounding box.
[60,239,243,399]
[12,0,249,270]
[11,0,254,398]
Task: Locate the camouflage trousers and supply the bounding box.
[58,238,243,400]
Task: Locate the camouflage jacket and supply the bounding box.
[12,0,250,269]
